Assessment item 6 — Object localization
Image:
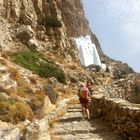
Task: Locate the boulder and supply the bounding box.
[16,25,35,44]
[36,30,46,40]
[28,37,38,50]
[36,25,46,41]
[44,84,58,104]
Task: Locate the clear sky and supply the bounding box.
[82,0,140,72]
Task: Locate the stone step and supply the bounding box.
[64,111,82,117]
[67,108,82,112]
[52,120,95,135]
[53,128,96,135]
[58,115,83,122]
[52,133,105,140]
[52,133,122,140]
[68,104,81,109]
[51,102,123,140]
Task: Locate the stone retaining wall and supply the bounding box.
[90,94,140,140]
[95,79,134,102]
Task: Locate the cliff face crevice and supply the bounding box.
[31,0,44,24]
[0,0,37,26]
[56,0,90,37]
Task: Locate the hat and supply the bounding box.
[79,82,85,87]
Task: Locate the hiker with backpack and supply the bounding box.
[86,78,93,95]
[78,82,91,120]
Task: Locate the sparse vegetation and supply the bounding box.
[29,76,37,85]
[0,96,34,124]
[105,66,110,72]
[0,58,7,65]
[1,52,9,59]
[11,51,66,84]
[28,90,45,111]
[95,65,101,72]
[8,67,20,81]
[44,15,62,28]
[7,66,46,119]
[0,86,10,95]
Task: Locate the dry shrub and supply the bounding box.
[29,90,45,111]
[17,86,34,98]
[0,59,7,65]
[1,53,9,59]
[8,67,32,98]
[8,67,26,97]
[8,67,20,81]
[0,93,8,101]
[6,67,46,120]
[29,76,37,84]
[8,102,34,123]
[28,90,45,119]
[0,99,34,124]
[0,86,7,93]
[17,88,27,98]
[0,86,10,95]
[0,69,7,74]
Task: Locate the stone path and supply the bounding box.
[50,102,123,140]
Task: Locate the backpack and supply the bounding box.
[80,87,90,99]
[86,81,90,89]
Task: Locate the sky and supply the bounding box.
[82,0,140,72]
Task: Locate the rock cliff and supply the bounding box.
[0,0,105,58]
[0,0,138,139]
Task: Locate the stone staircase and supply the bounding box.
[50,101,123,140]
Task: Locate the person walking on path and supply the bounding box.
[78,82,91,120]
[86,78,93,95]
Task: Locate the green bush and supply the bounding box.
[105,66,110,72]
[95,65,101,72]
[11,51,66,84]
[44,15,62,28]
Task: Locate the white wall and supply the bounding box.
[75,35,101,67]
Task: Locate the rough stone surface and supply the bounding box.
[44,84,58,104]
[94,78,134,102]
[51,100,123,140]
[132,76,140,104]
[15,25,35,44]
[0,120,21,140]
[90,94,140,140]
[0,0,138,140]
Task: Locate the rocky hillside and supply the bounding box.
[0,0,100,124]
[0,0,140,139]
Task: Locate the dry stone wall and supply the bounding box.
[95,78,134,102]
[90,94,140,140]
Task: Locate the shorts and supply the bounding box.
[79,97,89,108]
